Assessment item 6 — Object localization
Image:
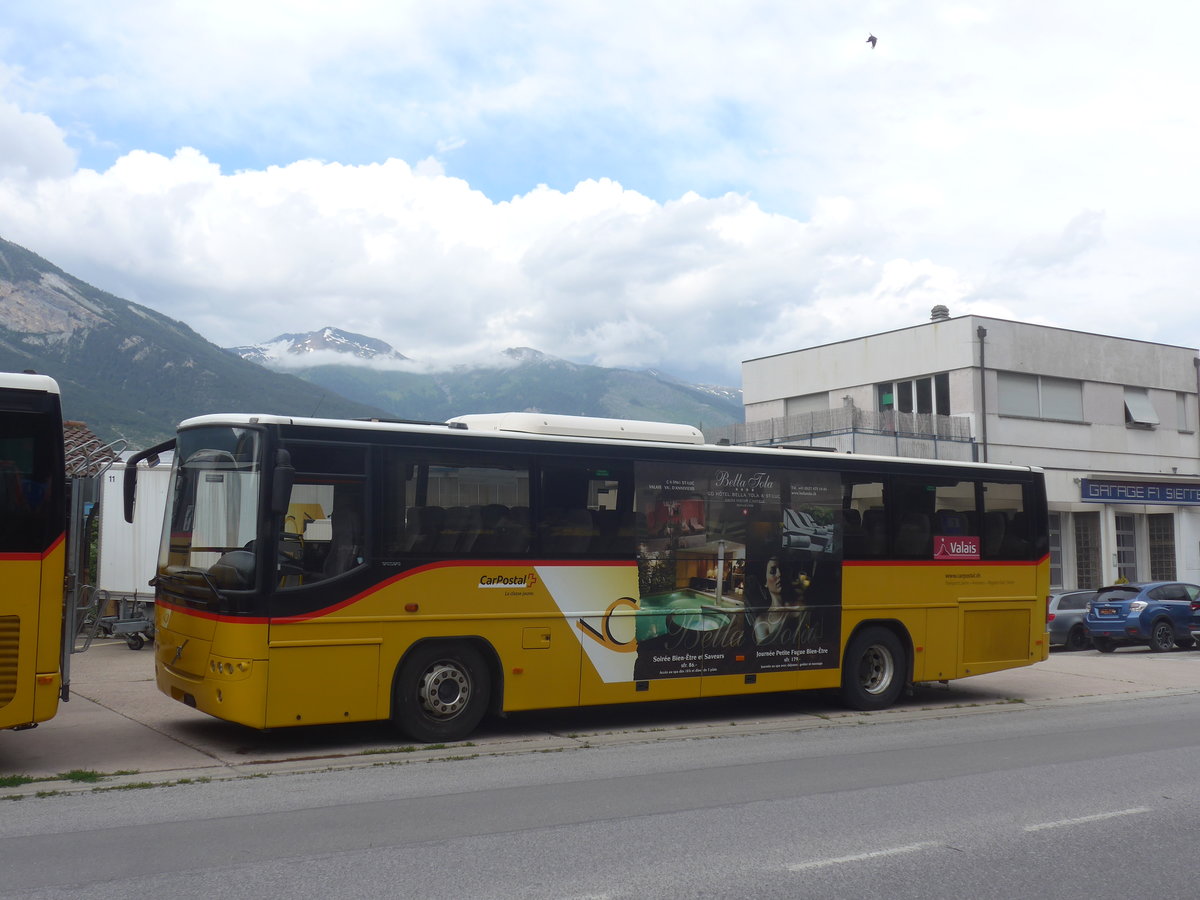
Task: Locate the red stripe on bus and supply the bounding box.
[844,554,1049,568]
[156,558,639,625]
[156,555,1047,624]
[0,531,66,562]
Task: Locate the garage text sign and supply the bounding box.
[1080,479,1200,505]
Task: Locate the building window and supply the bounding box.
[1149,513,1176,580]
[1048,512,1062,587]
[997,372,1084,421]
[876,373,950,415]
[1123,387,1159,429]
[1074,512,1101,588]
[934,372,950,416]
[1115,513,1137,582]
[1176,392,1193,433]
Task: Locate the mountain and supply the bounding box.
[0,237,385,447]
[230,337,744,429]
[229,327,408,364]
[0,234,744,448]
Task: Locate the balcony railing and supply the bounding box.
[705,407,976,461]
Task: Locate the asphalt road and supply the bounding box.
[3,637,1199,791]
[3,683,1200,899]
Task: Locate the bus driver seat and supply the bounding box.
[323,505,363,577]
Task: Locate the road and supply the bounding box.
[4,676,1200,898]
[6,638,1200,786]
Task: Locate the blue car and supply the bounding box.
[1084,581,1200,653]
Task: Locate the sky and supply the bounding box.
[1,2,1198,387]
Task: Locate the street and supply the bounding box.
[3,685,1200,898]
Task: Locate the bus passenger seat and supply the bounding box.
[862,508,886,556]
[498,506,530,552]
[895,512,931,557]
[937,509,968,535]
[457,505,484,552]
[475,504,509,552]
[545,508,594,554]
[1001,511,1029,557]
[435,506,469,552]
[982,511,1006,558]
[841,509,866,557]
[591,508,620,553]
[404,506,443,552]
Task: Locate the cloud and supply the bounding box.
[0,145,990,384]
[1,2,1199,388]
[1010,210,1106,269]
[0,97,76,178]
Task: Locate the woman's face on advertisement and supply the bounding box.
[766,557,782,594]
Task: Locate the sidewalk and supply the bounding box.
[4,638,1199,793]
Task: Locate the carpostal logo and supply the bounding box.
[478,572,539,589]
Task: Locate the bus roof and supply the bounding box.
[447,412,705,444]
[0,372,61,394]
[174,411,1043,475]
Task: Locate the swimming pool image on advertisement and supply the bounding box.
[636,589,738,641]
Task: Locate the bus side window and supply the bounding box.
[382,449,531,558]
[842,477,886,560]
[540,460,634,558]
[982,481,1031,559]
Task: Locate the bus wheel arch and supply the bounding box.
[839,622,910,711]
[391,639,498,742]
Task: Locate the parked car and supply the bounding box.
[1047,589,1097,651]
[1084,581,1200,652]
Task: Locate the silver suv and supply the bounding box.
[1047,589,1096,651]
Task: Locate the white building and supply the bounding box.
[732,310,1200,590]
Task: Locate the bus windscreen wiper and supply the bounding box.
[150,569,227,603]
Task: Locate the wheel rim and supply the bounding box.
[858,644,895,695]
[1155,622,1173,648]
[418,661,471,719]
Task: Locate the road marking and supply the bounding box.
[1024,807,1150,832]
[787,841,940,872]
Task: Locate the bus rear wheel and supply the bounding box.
[840,626,905,711]
[393,643,490,743]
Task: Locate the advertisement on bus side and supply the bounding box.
[628,461,842,680]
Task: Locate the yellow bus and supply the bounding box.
[0,372,67,731]
[126,411,1049,742]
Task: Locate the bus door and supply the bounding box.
[265,440,378,726]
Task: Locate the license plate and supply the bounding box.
[1098,608,1118,616]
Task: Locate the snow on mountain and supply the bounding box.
[228,327,408,364]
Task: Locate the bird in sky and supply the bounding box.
[866,33,877,48]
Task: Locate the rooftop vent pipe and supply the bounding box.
[930,305,950,321]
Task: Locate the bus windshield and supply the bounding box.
[159,426,263,605]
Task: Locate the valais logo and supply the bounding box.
[933,535,980,560]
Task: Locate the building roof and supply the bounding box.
[742,313,1198,366]
[64,421,125,478]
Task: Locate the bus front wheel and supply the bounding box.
[393,643,490,743]
[839,626,905,711]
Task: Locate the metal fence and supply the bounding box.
[705,407,976,461]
